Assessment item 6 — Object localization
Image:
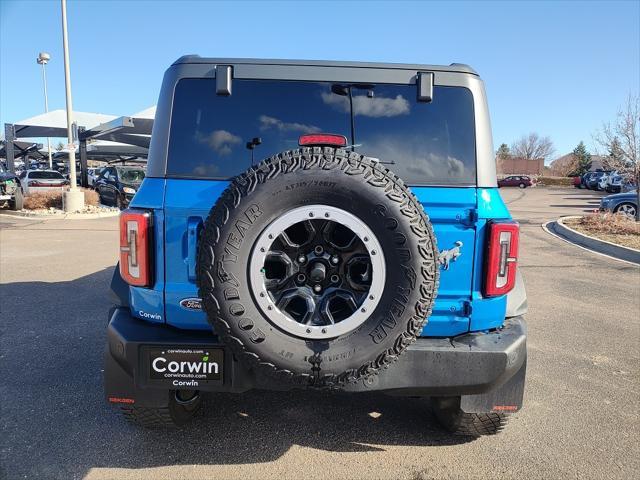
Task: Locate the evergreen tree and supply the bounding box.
[496,143,511,161]
[607,136,624,166]
[570,141,592,176]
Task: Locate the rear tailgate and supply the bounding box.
[162,181,478,337]
[415,187,476,336]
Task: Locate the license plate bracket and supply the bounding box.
[144,346,224,388]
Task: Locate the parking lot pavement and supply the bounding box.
[1,187,638,480]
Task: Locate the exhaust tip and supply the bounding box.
[174,389,200,405]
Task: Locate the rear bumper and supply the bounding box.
[105,308,526,411]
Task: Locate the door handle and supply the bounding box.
[186,217,202,281]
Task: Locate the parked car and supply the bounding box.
[605,172,623,193]
[87,167,104,187]
[105,57,528,437]
[600,191,638,218]
[586,171,609,190]
[94,165,145,208]
[18,170,68,195]
[582,172,596,189]
[498,175,533,188]
[0,164,23,210]
[596,171,617,191]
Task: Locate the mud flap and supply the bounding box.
[459,358,526,414]
[104,345,171,409]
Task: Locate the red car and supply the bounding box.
[498,175,533,188]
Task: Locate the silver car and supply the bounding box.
[18,170,68,195]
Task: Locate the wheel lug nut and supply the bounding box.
[298,255,306,264]
[313,284,322,293]
[331,274,340,283]
[314,245,323,255]
[331,255,339,264]
[297,273,306,283]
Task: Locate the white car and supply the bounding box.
[18,170,68,195]
[597,172,611,191]
[87,167,104,187]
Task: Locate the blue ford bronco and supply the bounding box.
[105,57,527,436]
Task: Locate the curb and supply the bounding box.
[546,216,640,265]
[0,210,120,221]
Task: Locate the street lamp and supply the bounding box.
[60,0,84,212]
[36,52,53,168]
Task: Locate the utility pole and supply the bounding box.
[61,0,84,211]
[37,52,53,168]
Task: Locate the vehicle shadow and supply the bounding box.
[0,268,470,480]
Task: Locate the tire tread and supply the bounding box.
[197,147,439,388]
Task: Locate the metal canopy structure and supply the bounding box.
[0,140,46,161]
[3,107,154,187]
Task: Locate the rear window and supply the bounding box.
[117,168,145,183]
[168,79,476,185]
[29,171,64,180]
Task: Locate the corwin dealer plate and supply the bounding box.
[146,347,223,388]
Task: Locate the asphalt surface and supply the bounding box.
[0,187,638,480]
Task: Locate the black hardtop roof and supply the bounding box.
[172,56,478,75]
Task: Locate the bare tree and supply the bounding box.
[548,154,578,177]
[511,133,555,161]
[594,94,640,220]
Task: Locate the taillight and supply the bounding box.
[119,209,152,287]
[28,180,65,187]
[298,133,347,147]
[484,221,519,297]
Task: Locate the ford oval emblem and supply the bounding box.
[180,298,203,311]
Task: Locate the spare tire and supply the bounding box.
[197,148,439,387]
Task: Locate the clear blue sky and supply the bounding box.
[1,0,638,160]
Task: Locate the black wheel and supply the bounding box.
[197,148,439,388]
[120,390,201,428]
[431,397,509,436]
[116,194,123,209]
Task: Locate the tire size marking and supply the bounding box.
[303,348,356,363]
[284,180,337,191]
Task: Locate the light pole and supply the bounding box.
[37,52,53,168]
[60,0,84,211]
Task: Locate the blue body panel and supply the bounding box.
[128,178,513,337]
[128,178,165,323]
[414,187,476,336]
[163,179,228,329]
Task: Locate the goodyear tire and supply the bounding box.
[197,148,439,387]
